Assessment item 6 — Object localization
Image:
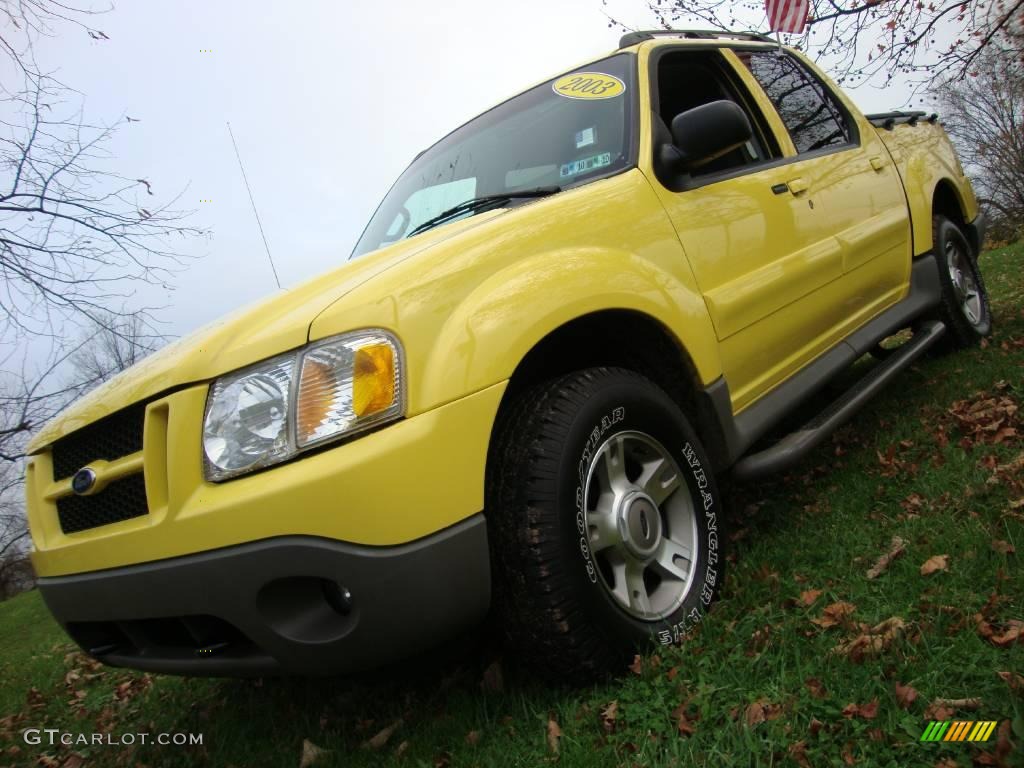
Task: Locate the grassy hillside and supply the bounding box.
[1,242,1022,768]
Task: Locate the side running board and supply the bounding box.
[731,320,946,482]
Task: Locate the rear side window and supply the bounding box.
[741,52,853,154]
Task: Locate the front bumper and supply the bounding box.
[37,515,490,676]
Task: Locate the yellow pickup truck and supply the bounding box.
[25,30,989,679]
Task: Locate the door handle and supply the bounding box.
[869,155,887,172]
[786,178,808,195]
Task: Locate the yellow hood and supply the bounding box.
[27,212,502,453]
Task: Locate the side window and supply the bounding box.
[742,52,853,154]
[654,50,781,179]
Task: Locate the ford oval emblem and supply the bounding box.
[72,467,97,495]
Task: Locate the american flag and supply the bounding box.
[765,0,810,33]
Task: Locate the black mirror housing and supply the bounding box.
[656,100,754,182]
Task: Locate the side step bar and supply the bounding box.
[731,320,946,482]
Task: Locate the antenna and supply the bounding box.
[226,122,282,289]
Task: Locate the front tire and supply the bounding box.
[932,215,992,348]
[487,367,725,680]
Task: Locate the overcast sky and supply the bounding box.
[35,0,918,340]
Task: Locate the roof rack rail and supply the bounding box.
[618,29,776,48]
[864,110,939,130]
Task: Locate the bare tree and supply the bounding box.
[935,43,1024,242]
[0,2,203,598]
[70,310,162,388]
[608,0,1024,91]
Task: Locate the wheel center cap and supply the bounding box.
[618,492,662,559]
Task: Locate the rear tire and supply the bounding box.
[487,367,724,680]
[932,215,992,348]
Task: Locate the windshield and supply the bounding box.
[351,53,636,258]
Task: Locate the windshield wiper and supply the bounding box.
[406,186,561,239]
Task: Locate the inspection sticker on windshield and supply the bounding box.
[560,152,612,179]
[552,72,625,100]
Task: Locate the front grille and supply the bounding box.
[51,402,147,480]
[57,473,149,534]
[66,615,255,657]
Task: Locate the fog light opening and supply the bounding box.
[322,581,353,616]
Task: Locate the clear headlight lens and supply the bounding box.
[202,330,404,481]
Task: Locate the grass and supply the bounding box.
[1,243,1023,768]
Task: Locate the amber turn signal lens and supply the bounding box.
[352,343,395,417]
[296,359,334,443]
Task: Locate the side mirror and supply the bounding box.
[657,100,753,175]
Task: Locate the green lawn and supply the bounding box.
[1,243,1022,768]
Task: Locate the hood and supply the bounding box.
[27,211,505,453]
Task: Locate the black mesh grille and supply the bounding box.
[51,403,147,480]
[57,473,149,534]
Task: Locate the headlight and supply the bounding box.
[202,329,404,481]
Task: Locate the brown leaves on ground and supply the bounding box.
[546,716,562,754]
[628,654,644,675]
[947,384,1020,448]
[599,701,618,734]
[997,670,1024,692]
[920,554,951,576]
[804,677,828,699]
[811,601,856,629]
[976,618,1024,647]
[788,741,813,768]
[866,536,907,579]
[841,698,879,719]
[672,702,698,737]
[991,539,1016,555]
[744,698,783,727]
[464,730,481,746]
[924,697,982,721]
[799,588,823,606]
[894,681,919,709]
[831,617,907,662]
[362,720,401,750]
[299,739,329,768]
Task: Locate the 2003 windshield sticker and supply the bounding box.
[552,72,625,100]
[560,152,612,180]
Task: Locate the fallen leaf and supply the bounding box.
[674,707,696,737]
[62,756,85,768]
[599,701,618,734]
[299,739,329,768]
[546,717,562,754]
[997,670,1024,692]
[744,698,782,726]
[804,677,828,699]
[866,536,907,579]
[989,620,1024,647]
[920,554,950,576]
[811,601,857,629]
[362,720,401,750]
[991,539,1016,555]
[628,654,644,675]
[894,681,919,709]
[745,700,766,727]
[666,666,680,682]
[465,730,481,746]
[831,617,907,661]
[788,741,813,768]
[394,741,409,758]
[841,698,879,719]
[841,741,857,765]
[800,589,823,606]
